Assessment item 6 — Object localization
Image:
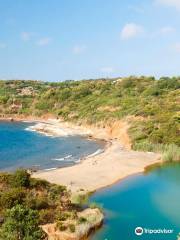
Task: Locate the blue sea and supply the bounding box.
[0,121,104,171]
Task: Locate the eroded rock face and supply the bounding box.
[42,208,103,240]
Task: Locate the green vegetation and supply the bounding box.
[162,144,180,162]
[0,169,90,239]
[0,77,179,160]
[0,205,45,240]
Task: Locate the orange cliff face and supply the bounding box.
[107,120,131,150]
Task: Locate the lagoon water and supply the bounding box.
[91,163,180,240]
[0,121,102,171]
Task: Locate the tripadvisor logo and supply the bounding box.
[135,227,143,236]
[135,227,174,236]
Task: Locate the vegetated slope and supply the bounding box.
[0,170,103,239]
[0,76,179,159]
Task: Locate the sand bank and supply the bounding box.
[33,119,161,192]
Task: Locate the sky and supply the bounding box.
[0,0,180,81]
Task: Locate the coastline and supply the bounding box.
[34,139,161,193]
[28,118,161,193]
[0,116,162,193]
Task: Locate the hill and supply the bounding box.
[0,76,179,160]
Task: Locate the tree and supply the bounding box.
[0,205,45,240]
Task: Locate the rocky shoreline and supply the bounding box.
[42,208,103,240]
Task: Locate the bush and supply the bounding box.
[56,212,70,221]
[0,205,45,240]
[30,178,50,190]
[78,216,87,224]
[0,188,26,209]
[69,224,76,233]
[71,193,89,206]
[35,197,49,210]
[26,196,49,210]
[39,209,55,224]
[57,222,67,231]
[49,185,66,200]
[13,169,30,188]
[0,173,12,185]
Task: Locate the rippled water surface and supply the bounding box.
[0,121,103,171]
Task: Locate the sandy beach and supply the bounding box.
[32,119,161,192]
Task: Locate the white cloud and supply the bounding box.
[155,0,180,10]
[121,23,143,40]
[160,26,176,34]
[21,32,32,41]
[100,67,114,73]
[173,42,180,53]
[36,37,52,46]
[0,43,7,49]
[73,45,87,54]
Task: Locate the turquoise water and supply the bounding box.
[0,121,103,171]
[91,163,180,240]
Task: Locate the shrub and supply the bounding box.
[0,188,26,209]
[12,169,30,188]
[0,205,45,240]
[71,193,89,206]
[69,224,76,233]
[30,178,50,190]
[78,217,87,224]
[0,173,12,185]
[121,78,135,88]
[35,197,49,210]
[57,222,67,231]
[39,209,55,224]
[25,194,49,210]
[49,185,66,200]
[56,212,70,221]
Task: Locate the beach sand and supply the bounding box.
[33,119,161,192]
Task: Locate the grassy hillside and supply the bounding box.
[0,76,179,160]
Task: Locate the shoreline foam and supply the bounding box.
[31,119,161,193]
[0,117,161,192]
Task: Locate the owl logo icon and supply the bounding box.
[135,227,143,236]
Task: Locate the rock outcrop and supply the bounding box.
[42,208,103,240]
